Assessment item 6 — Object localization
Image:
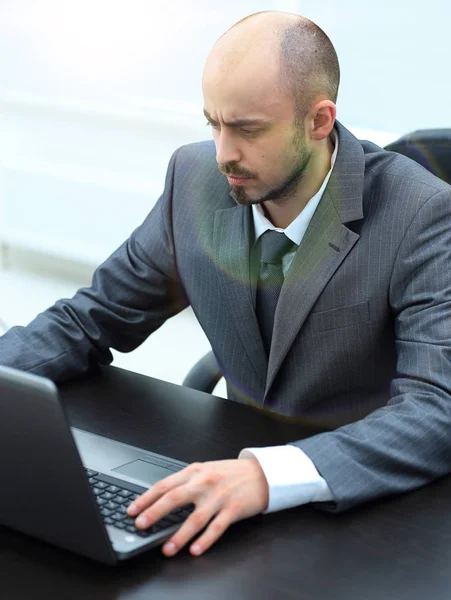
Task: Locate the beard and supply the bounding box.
[222,131,313,207]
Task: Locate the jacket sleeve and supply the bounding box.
[294,188,451,512]
[0,149,189,382]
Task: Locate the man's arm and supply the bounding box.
[0,149,189,382]
[296,187,451,511]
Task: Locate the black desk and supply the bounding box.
[1,366,451,600]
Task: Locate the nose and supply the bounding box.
[215,129,241,166]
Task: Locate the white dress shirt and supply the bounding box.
[238,132,338,513]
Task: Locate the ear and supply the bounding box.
[308,100,336,141]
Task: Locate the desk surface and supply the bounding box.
[1,366,451,600]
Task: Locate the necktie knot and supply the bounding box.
[259,231,293,265]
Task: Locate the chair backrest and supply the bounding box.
[182,350,221,394]
[384,129,451,184]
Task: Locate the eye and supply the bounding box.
[241,128,258,136]
[205,121,220,130]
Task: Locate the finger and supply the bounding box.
[134,484,195,531]
[127,466,195,516]
[162,503,218,557]
[188,510,234,556]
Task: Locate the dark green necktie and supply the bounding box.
[256,231,294,354]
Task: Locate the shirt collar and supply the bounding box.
[252,128,339,246]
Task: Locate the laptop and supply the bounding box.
[0,365,195,565]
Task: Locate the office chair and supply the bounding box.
[384,128,451,184]
[182,350,222,394]
[183,128,451,393]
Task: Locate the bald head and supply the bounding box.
[203,11,340,123]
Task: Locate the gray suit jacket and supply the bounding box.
[1,121,451,512]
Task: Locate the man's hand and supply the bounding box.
[126,458,269,557]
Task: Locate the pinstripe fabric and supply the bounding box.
[1,121,451,512]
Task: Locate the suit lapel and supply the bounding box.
[213,204,267,387]
[265,122,365,395]
[265,192,359,394]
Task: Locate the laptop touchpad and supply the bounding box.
[113,459,178,485]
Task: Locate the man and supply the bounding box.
[1,10,451,558]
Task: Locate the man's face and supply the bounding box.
[202,55,312,206]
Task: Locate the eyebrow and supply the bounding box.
[203,109,268,127]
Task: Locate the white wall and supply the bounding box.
[0,0,300,263]
[287,0,451,134]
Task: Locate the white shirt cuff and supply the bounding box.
[239,444,334,513]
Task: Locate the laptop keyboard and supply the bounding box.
[85,468,194,538]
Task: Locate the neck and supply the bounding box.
[262,136,334,229]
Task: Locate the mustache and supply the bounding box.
[218,164,256,179]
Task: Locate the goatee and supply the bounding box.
[230,144,312,207]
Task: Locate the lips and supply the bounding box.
[226,175,250,185]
